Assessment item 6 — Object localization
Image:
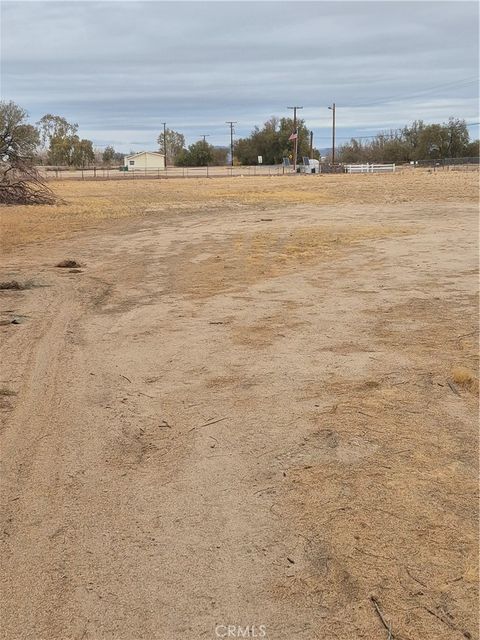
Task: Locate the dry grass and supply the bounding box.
[168,225,413,299]
[0,386,16,396]
[1,171,477,253]
[451,366,479,393]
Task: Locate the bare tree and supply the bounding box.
[1,101,57,205]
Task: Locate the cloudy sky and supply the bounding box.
[2,0,479,152]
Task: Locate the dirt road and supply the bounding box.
[0,178,478,639]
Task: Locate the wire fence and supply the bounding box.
[37,157,479,181]
[413,157,479,170]
[38,165,291,181]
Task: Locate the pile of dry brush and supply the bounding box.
[0,159,57,205]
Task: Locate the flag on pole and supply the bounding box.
[288,132,298,141]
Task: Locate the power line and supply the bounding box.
[315,120,480,142]
[346,76,478,109]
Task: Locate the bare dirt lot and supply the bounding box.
[0,172,478,640]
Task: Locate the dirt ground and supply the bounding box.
[0,172,478,640]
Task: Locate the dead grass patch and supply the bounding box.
[451,366,479,393]
[169,224,412,299]
[0,387,16,396]
[1,171,477,252]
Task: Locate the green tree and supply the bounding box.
[71,138,94,167]
[157,128,185,165]
[234,116,312,165]
[102,145,115,165]
[175,140,213,166]
[211,146,229,165]
[444,118,470,157]
[48,134,75,165]
[48,134,95,166]
[0,101,39,163]
[36,114,78,148]
[102,145,123,166]
[465,139,480,157]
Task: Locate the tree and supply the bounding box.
[175,140,214,166]
[234,116,313,165]
[211,146,229,165]
[0,101,56,205]
[36,114,78,149]
[101,145,124,166]
[444,118,470,158]
[337,118,474,163]
[48,134,75,165]
[157,128,185,165]
[71,138,94,167]
[37,114,84,166]
[47,134,95,167]
[102,145,115,165]
[0,101,39,162]
[465,139,480,157]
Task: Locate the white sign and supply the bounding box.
[258,156,263,164]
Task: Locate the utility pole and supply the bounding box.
[287,106,303,171]
[309,130,314,159]
[162,122,167,165]
[328,103,336,164]
[200,135,210,143]
[226,121,237,167]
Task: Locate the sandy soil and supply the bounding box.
[0,173,478,639]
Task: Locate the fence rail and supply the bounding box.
[345,163,396,174]
[36,156,480,181]
[38,165,290,181]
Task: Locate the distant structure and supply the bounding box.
[298,157,320,174]
[124,151,165,171]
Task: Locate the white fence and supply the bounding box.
[345,163,396,174]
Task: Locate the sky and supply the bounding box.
[1,0,479,153]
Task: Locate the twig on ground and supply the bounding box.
[136,391,155,398]
[120,374,132,383]
[423,606,472,638]
[371,596,394,639]
[208,435,218,448]
[405,567,428,588]
[188,416,228,432]
[447,380,460,396]
[356,548,393,561]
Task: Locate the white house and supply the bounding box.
[124,151,166,171]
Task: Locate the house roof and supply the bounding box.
[124,151,165,159]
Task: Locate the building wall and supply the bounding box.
[125,153,165,170]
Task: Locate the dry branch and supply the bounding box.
[0,160,58,205]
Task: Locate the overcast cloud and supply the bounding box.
[1,1,478,152]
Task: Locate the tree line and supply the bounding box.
[1,100,479,172]
[337,118,479,164]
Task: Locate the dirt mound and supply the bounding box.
[56,259,82,268]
